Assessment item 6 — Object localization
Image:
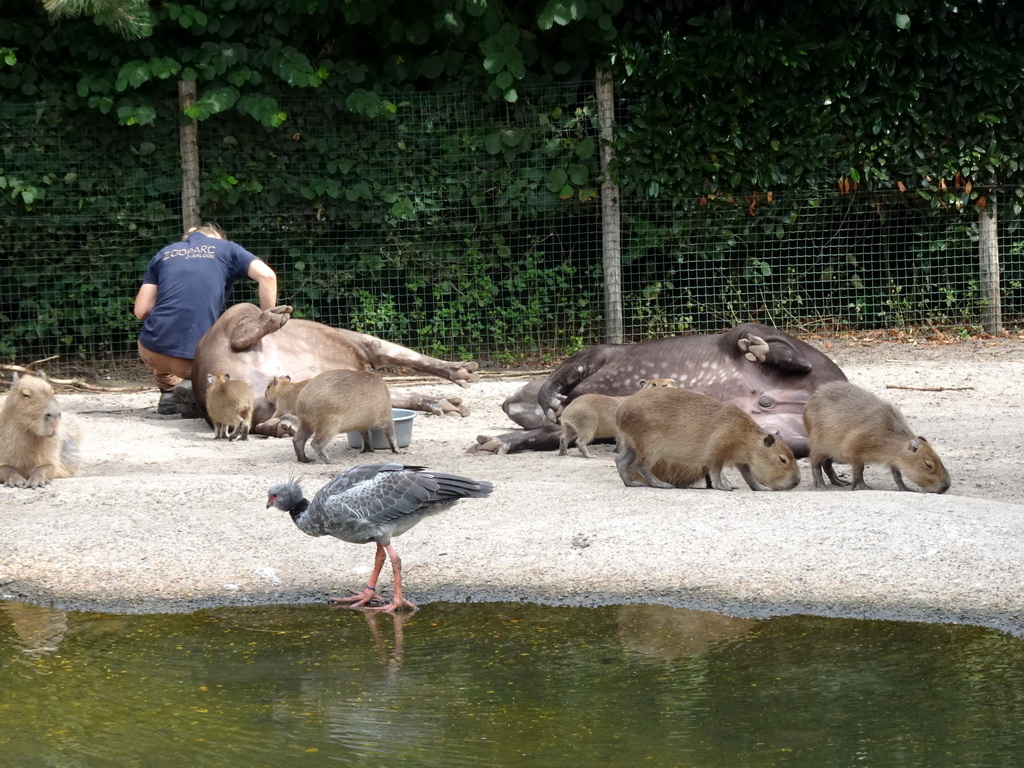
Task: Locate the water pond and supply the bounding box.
[2,600,1023,767]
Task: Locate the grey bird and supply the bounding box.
[266,463,494,612]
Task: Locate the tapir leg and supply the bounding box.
[468,424,563,454]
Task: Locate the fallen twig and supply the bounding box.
[1,363,150,393]
[885,384,974,392]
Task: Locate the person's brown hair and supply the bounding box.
[182,222,226,240]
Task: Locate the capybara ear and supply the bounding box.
[907,438,921,453]
[763,434,777,447]
[223,373,231,381]
[33,370,48,381]
[206,374,215,385]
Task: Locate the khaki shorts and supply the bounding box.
[137,341,193,392]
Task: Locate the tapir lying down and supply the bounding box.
[470,322,847,458]
[184,304,480,437]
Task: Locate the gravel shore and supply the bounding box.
[2,337,1023,636]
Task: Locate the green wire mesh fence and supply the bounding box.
[1,84,1022,375]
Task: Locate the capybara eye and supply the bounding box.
[925,461,934,470]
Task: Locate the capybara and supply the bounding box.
[205,373,254,441]
[558,393,624,458]
[0,372,81,488]
[802,381,951,493]
[293,370,397,463]
[264,375,312,419]
[559,379,680,457]
[615,387,800,491]
[639,378,678,389]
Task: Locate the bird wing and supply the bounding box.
[309,463,436,528]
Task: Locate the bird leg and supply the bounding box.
[329,542,388,608]
[364,544,417,613]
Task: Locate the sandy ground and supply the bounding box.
[1,336,1023,637]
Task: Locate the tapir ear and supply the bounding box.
[763,434,776,447]
[908,438,921,453]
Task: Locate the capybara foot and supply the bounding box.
[467,435,510,455]
[738,333,769,363]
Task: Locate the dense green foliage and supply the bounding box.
[613,0,1024,206]
[1,1,1022,365]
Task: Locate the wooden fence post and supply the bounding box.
[178,79,201,234]
[979,196,1002,335]
[597,65,623,344]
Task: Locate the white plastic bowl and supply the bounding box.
[346,408,416,450]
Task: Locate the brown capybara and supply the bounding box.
[293,370,397,463]
[558,393,624,458]
[0,372,81,488]
[559,379,680,458]
[205,373,255,441]
[264,375,312,419]
[615,387,800,491]
[638,378,678,389]
[803,381,951,493]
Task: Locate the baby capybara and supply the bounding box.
[802,381,950,493]
[264,375,311,421]
[558,393,624,458]
[615,387,800,491]
[558,378,680,458]
[292,369,397,463]
[205,373,254,441]
[0,372,81,488]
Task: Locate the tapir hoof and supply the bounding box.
[467,435,510,455]
[451,361,480,387]
[428,397,470,417]
[738,333,770,363]
[252,417,296,438]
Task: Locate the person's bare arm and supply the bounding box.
[248,259,278,310]
[133,283,158,320]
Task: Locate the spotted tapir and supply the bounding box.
[470,323,846,457]
[185,304,479,436]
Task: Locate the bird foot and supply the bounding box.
[364,598,418,614]
[328,589,385,608]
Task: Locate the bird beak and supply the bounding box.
[266,496,274,509]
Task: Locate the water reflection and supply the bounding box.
[1,600,68,655]
[2,600,1024,767]
[616,604,756,659]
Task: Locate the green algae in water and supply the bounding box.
[2,600,1024,767]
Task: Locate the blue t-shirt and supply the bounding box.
[137,233,258,359]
